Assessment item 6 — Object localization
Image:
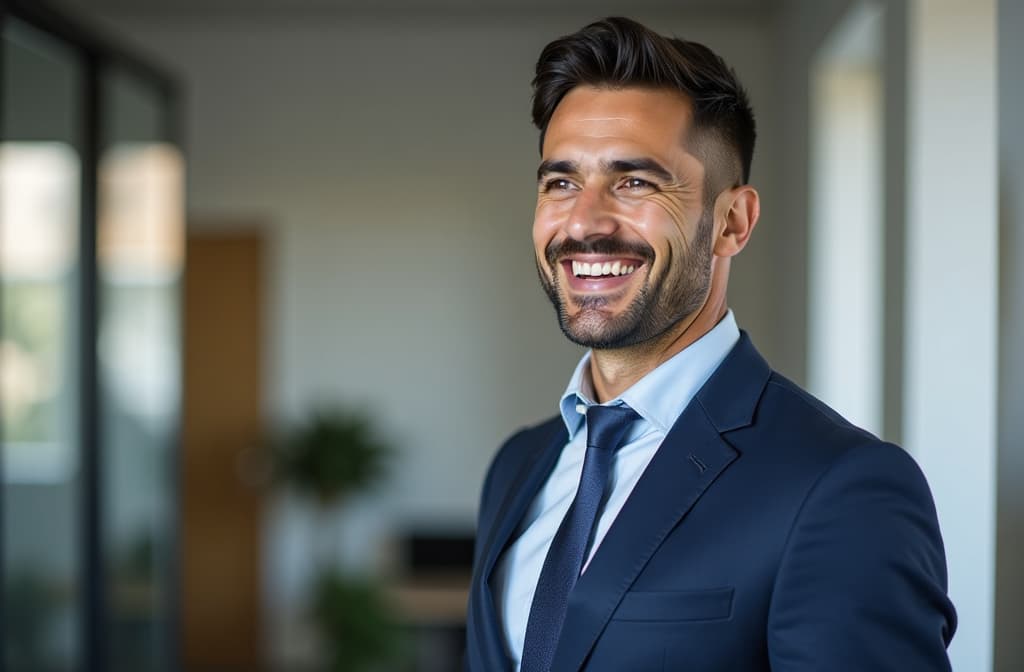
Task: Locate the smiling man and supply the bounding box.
[465,17,956,672]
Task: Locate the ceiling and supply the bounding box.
[52,0,777,17]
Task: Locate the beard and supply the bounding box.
[537,209,714,350]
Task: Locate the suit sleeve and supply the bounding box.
[767,441,957,671]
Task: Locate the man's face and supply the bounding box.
[534,86,714,350]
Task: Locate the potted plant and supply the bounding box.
[272,407,406,671]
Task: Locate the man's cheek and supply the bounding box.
[535,193,569,214]
[533,216,564,268]
[647,193,690,228]
[532,239,557,282]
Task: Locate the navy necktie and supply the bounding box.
[520,404,639,672]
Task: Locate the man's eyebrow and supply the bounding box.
[605,158,675,182]
[537,159,578,182]
[536,157,675,183]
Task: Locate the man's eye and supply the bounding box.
[622,177,654,191]
[543,178,575,192]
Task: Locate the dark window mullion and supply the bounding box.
[164,81,183,672]
[79,50,103,672]
[0,8,8,672]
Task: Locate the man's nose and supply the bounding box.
[567,187,618,240]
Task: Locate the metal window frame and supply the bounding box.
[0,2,182,670]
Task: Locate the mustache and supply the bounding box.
[545,237,655,266]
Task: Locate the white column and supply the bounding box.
[904,1,998,669]
[808,2,885,436]
[996,0,1024,667]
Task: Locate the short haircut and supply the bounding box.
[531,16,756,195]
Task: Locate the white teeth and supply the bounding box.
[571,261,639,278]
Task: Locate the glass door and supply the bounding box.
[0,4,183,670]
[1,18,84,671]
[99,65,183,672]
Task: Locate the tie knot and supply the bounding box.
[585,404,639,453]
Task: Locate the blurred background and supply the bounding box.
[0,0,1020,670]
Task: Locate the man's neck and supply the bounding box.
[588,296,728,403]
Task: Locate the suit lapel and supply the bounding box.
[550,333,771,671]
[481,421,568,580]
[469,420,568,672]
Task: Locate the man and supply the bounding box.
[465,16,956,672]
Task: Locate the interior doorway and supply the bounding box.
[182,230,266,670]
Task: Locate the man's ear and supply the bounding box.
[713,185,760,258]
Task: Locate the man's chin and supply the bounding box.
[564,283,639,310]
[560,310,642,350]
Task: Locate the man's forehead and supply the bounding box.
[544,86,695,152]
[549,86,693,126]
[556,115,645,138]
[547,118,645,145]
[575,116,638,123]
[542,87,698,165]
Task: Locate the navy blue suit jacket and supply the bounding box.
[465,333,956,671]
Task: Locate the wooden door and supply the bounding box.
[182,231,265,670]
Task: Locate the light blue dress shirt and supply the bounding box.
[490,310,741,669]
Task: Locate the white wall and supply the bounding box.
[68,6,781,664]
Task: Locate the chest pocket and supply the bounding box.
[612,587,734,622]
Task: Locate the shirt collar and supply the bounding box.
[558,310,741,439]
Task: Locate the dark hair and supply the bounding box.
[531,17,756,188]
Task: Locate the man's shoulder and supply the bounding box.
[698,332,880,451]
[490,414,564,473]
[757,370,880,445]
[695,332,905,478]
[732,368,927,490]
[476,415,565,525]
[511,414,566,443]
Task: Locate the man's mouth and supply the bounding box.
[559,256,644,293]
[569,259,639,278]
